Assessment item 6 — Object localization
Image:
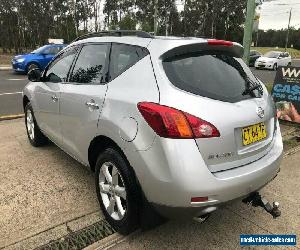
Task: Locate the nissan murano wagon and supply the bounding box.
[23,31,283,234]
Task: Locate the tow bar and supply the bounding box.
[242,192,281,218]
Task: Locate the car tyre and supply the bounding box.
[25,103,48,147]
[273,63,278,71]
[95,148,141,235]
[27,63,39,73]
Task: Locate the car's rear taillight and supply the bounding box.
[183,111,220,138]
[137,102,220,139]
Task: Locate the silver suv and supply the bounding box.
[23,31,283,234]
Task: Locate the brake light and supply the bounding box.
[191,197,208,203]
[207,39,233,47]
[137,102,220,139]
[184,111,220,138]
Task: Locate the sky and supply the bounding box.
[259,0,300,30]
[175,0,300,31]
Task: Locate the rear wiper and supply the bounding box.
[242,84,261,95]
[242,77,263,96]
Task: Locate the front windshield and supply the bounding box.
[31,45,49,54]
[264,51,280,58]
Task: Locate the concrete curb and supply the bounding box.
[4,211,103,250]
[283,144,300,158]
[0,114,24,121]
[0,65,12,70]
[84,230,141,250]
[84,233,124,250]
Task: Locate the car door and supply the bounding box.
[59,43,110,163]
[34,46,78,145]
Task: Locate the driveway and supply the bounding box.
[0,70,27,116]
[0,101,299,250]
[0,119,103,249]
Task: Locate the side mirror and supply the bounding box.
[28,68,42,82]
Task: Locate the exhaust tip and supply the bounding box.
[193,213,211,224]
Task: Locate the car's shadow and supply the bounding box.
[121,206,257,249]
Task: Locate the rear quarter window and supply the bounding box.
[109,44,149,81]
[163,52,262,103]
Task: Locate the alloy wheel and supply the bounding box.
[99,162,127,221]
[28,64,38,72]
[26,109,35,140]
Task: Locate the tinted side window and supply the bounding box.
[44,47,77,83]
[109,44,148,80]
[70,44,109,84]
[43,46,62,55]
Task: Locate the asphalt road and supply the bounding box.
[251,59,300,83]
[0,70,27,116]
[0,59,300,116]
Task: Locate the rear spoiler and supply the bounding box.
[160,39,244,60]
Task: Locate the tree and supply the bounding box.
[256,28,300,50]
[0,0,257,53]
[118,14,137,30]
[181,0,246,42]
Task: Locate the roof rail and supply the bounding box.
[73,30,154,42]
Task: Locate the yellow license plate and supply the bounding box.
[242,122,267,146]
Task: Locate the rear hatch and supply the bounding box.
[161,41,276,173]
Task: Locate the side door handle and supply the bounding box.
[51,95,58,102]
[85,100,99,110]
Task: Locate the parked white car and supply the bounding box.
[255,51,292,70]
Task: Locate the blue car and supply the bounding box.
[12,44,66,73]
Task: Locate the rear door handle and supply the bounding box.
[51,95,58,102]
[85,100,99,110]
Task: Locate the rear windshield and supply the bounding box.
[163,52,262,103]
[264,51,280,58]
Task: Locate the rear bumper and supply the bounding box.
[151,158,281,219]
[128,122,283,211]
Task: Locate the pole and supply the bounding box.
[242,0,256,65]
[154,0,158,35]
[285,8,292,52]
[256,30,259,47]
[165,0,168,36]
[183,0,186,36]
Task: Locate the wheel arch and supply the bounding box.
[25,61,41,72]
[88,135,130,173]
[23,95,30,111]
